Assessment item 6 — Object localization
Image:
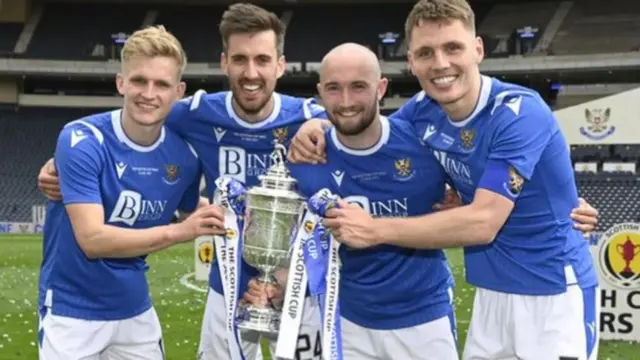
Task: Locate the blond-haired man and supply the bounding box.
[37,25,226,360]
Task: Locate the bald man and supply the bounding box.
[243,43,458,360]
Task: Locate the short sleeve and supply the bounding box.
[478,95,554,201]
[55,124,104,205]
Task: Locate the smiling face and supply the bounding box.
[317,44,387,136]
[218,3,286,120]
[116,55,185,127]
[221,30,285,117]
[407,18,483,107]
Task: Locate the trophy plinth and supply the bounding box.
[236,143,305,335]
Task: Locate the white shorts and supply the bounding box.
[38,307,164,360]
[197,288,322,360]
[463,286,600,360]
[341,313,458,360]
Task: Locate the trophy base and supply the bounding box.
[236,304,281,335]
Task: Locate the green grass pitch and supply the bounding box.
[0,235,637,359]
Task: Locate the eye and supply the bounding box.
[445,43,462,53]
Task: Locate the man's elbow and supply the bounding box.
[472,208,504,244]
[75,230,105,259]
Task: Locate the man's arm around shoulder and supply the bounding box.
[375,189,513,249]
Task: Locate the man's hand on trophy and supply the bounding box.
[38,157,61,201]
[288,119,329,164]
[243,278,285,309]
[168,205,226,242]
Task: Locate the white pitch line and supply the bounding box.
[179,272,208,293]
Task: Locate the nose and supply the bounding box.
[141,83,156,100]
[244,61,259,79]
[339,89,356,108]
[432,50,451,71]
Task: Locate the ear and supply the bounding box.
[377,77,389,101]
[177,81,186,99]
[276,55,286,80]
[475,36,485,64]
[220,52,229,75]
[316,82,322,98]
[115,73,125,96]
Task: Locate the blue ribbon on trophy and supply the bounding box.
[305,188,344,360]
[213,177,247,360]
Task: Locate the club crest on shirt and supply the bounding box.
[394,158,415,181]
[163,164,180,185]
[273,127,289,144]
[460,129,475,150]
[504,167,524,197]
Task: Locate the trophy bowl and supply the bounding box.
[236,144,305,334]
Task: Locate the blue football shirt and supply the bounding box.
[166,90,326,296]
[396,76,598,295]
[39,110,201,320]
[289,116,455,330]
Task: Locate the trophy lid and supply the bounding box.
[249,142,303,200]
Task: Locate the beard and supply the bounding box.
[328,99,378,136]
[229,80,273,116]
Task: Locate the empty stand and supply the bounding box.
[0,107,95,221]
[570,144,611,163]
[284,4,412,62]
[0,23,23,54]
[27,3,146,60]
[153,5,226,63]
[549,0,640,54]
[478,1,557,38]
[576,173,640,231]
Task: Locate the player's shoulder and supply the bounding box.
[396,90,440,119]
[486,78,552,124]
[162,128,199,161]
[59,110,113,147]
[276,93,326,122]
[388,115,419,137]
[171,89,229,123]
[178,89,226,111]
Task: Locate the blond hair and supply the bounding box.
[405,0,475,42]
[219,3,286,57]
[120,25,187,75]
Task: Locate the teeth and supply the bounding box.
[137,103,155,109]
[243,84,260,91]
[432,76,457,85]
[339,111,358,117]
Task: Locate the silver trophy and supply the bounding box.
[236,143,305,334]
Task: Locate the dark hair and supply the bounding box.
[219,3,286,56]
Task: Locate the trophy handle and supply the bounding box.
[634,244,640,256]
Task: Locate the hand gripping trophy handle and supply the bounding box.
[236,142,306,335]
